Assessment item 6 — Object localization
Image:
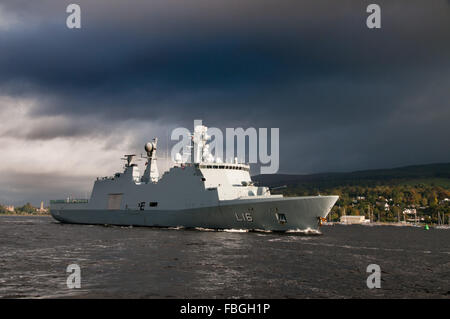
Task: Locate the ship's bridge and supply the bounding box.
[197,162,274,201]
[171,124,279,201]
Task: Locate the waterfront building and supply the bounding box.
[340,215,370,224]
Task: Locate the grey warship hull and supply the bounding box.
[50,124,339,232]
[51,195,338,231]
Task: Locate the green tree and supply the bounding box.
[17,203,36,214]
[427,191,438,207]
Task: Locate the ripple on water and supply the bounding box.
[1,216,450,298]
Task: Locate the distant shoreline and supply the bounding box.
[1,214,447,229]
[324,222,449,228]
[0,213,50,217]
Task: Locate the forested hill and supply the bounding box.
[253,163,450,189]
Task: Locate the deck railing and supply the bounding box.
[50,199,89,204]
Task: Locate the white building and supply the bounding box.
[340,215,370,224]
[38,201,48,213]
[403,208,417,215]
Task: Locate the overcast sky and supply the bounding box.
[1,0,449,205]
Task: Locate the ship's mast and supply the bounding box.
[191,125,213,163]
[142,138,159,183]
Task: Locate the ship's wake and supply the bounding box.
[188,227,323,235]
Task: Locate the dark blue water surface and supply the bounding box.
[0,216,449,298]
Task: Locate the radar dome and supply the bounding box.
[145,142,154,153]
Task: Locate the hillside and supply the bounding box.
[253,163,450,223]
[253,162,450,189]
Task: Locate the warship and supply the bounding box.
[50,124,338,231]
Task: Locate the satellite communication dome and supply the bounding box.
[145,142,154,153]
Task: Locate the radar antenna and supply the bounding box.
[121,154,137,167]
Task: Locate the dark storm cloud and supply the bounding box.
[1,0,450,173]
[2,115,104,140]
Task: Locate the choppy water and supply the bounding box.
[0,216,449,298]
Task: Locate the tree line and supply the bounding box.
[280,184,450,224]
[0,203,44,215]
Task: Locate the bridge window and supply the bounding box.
[149,202,158,207]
